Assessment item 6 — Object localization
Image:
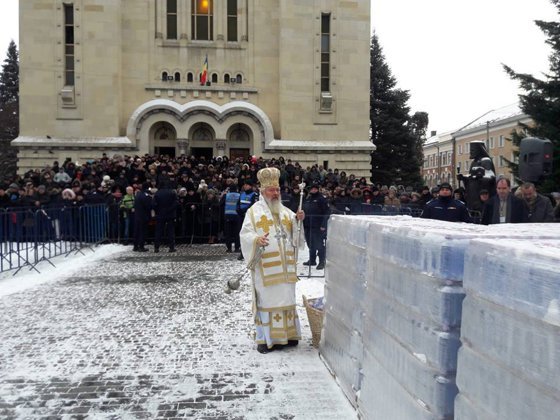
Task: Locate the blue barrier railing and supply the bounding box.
[0,204,108,275]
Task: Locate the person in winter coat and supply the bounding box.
[302,182,330,270]
[153,181,178,252]
[133,183,153,252]
[421,182,472,223]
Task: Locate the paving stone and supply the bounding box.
[0,245,357,419]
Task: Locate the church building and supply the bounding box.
[14,1,372,175]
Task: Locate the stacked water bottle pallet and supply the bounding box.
[321,216,371,405]
[456,238,560,420]
[358,218,480,419]
[322,217,560,419]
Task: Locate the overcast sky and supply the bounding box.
[0,0,557,134]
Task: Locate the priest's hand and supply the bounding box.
[296,210,305,221]
[257,233,270,247]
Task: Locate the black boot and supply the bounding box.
[257,344,274,354]
[303,260,316,266]
[316,261,325,270]
[286,340,299,347]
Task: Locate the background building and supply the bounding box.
[454,103,530,185]
[13,0,372,174]
[422,130,453,188]
[422,103,531,188]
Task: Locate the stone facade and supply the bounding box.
[13,0,373,175]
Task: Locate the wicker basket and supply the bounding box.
[303,295,324,348]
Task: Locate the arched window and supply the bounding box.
[236,74,242,84]
[174,72,181,82]
[193,126,213,141]
[162,71,168,82]
[224,73,230,84]
[211,73,218,84]
[229,124,250,142]
[187,72,194,83]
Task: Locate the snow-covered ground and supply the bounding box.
[0,244,355,419]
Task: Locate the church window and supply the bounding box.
[224,73,230,84]
[211,73,218,83]
[167,0,178,40]
[192,0,213,41]
[187,72,194,82]
[162,71,168,82]
[230,125,249,142]
[193,126,213,141]
[236,74,242,84]
[174,72,181,82]
[63,4,75,86]
[320,13,331,92]
[227,0,238,42]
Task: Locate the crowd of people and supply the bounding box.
[0,153,558,247]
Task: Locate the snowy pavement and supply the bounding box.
[0,244,357,419]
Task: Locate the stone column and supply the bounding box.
[215,139,227,157]
[177,138,189,156]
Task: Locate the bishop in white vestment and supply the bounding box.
[240,167,305,354]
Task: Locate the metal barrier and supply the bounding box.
[0,199,468,276]
[0,204,108,275]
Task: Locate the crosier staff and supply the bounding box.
[294,181,306,262]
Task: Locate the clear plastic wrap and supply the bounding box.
[359,348,445,420]
[368,255,465,331]
[456,345,560,420]
[461,294,560,393]
[454,393,495,420]
[364,288,461,374]
[366,320,458,417]
[319,312,362,406]
[323,217,560,419]
[324,263,367,333]
[463,238,560,321]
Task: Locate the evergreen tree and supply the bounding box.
[0,40,19,140]
[503,0,560,192]
[369,34,426,187]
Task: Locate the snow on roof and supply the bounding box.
[458,103,524,133]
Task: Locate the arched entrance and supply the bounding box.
[189,122,215,160]
[227,123,252,160]
[127,100,276,158]
[151,121,177,157]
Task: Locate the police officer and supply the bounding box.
[302,181,330,270]
[222,184,241,253]
[421,182,472,223]
[236,180,258,260]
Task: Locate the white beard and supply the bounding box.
[264,197,281,215]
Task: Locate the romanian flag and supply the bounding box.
[200,54,208,85]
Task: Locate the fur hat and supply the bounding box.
[62,188,76,199]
